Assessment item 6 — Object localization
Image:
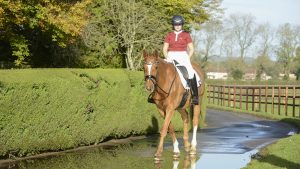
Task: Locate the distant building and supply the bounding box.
[279,73,296,80]
[243,73,256,80]
[207,72,228,80]
[261,73,272,80]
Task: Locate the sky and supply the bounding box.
[221,0,300,27]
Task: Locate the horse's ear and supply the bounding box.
[143,50,148,59]
[154,50,158,58]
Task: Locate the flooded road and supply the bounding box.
[0,109,297,169]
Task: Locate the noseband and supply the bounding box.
[144,61,159,84]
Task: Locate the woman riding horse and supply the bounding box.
[163,15,199,104]
[143,15,205,161]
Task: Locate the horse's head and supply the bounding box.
[143,50,159,92]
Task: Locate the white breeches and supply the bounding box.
[167,51,196,79]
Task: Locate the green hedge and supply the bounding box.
[0,68,206,158]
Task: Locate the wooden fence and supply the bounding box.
[207,85,300,118]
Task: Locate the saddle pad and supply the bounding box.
[172,61,201,89]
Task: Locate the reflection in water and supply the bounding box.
[154,155,197,169]
[1,138,199,169]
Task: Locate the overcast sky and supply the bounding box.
[221,0,300,27]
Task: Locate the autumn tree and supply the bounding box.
[0,0,90,67]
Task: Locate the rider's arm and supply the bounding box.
[163,42,169,58]
[187,42,194,59]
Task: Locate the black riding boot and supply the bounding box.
[189,75,199,105]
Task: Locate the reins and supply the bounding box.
[147,62,177,102]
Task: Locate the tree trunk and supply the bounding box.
[126,44,135,70]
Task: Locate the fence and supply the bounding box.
[207,85,300,118]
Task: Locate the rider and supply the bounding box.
[163,15,199,105]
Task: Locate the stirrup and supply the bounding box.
[191,96,199,105]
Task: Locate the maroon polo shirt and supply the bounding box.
[164,31,192,51]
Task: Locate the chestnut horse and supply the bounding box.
[143,50,205,161]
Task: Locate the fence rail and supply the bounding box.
[207,85,300,118]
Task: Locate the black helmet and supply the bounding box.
[172,15,184,25]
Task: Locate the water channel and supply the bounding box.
[0,109,297,169]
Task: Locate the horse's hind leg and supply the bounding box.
[179,109,191,152]
[190,105,200,155]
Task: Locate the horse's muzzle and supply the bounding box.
[144,76,156,92]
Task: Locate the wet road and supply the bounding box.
[0,109,297,169]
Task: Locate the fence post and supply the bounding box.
[258,86,261,112]
[222,85,225,106]
[265,86,268,113]
[212,85,215,104]
[218,86,220,106]
[285,86,288,116]
[272,86,274,114]
[252,88,255,111]
[228,86,230,107]
[293,86,296,117]
[278,86,281,115]
[246,87,249,110]
[233,86,236,108]
[239,87,242,109]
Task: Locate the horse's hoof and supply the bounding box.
[173,152,180,159]
[184,146,191,152]
[189,148,197,155]
[154,154,162,162]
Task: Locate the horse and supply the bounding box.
[143,50,205,161]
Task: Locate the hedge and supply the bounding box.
[0,68,206,158]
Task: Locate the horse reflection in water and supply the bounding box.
[154,155,197,169]
[143,50,205,161]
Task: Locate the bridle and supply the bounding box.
[144,60,177,101]
[144,60,159,85]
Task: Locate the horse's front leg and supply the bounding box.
[190,105,200,155]
[179,109,191,152]
[155,109,175,161]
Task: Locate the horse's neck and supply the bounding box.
[156,58,175,87]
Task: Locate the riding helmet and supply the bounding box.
[172,15,184,25]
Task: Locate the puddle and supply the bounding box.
[0,109,297,169]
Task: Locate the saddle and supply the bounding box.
[173,60,189,82]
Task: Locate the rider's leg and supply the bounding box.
[188,75,199,105]
[167,52,199,105]
[177,54,199,105]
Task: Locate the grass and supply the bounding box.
[207,104,300,169]
[0,68,207,158]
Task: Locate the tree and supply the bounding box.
[256,23,274,58]
[225,13,258,60]
[254,23,275,80]
[254,55,273,80]
[0,0,91,67]
[193,20,222,69]
[294,47,300,80]
[276,23,299,80]
[82,0,222,70]
[223,57,245,80]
